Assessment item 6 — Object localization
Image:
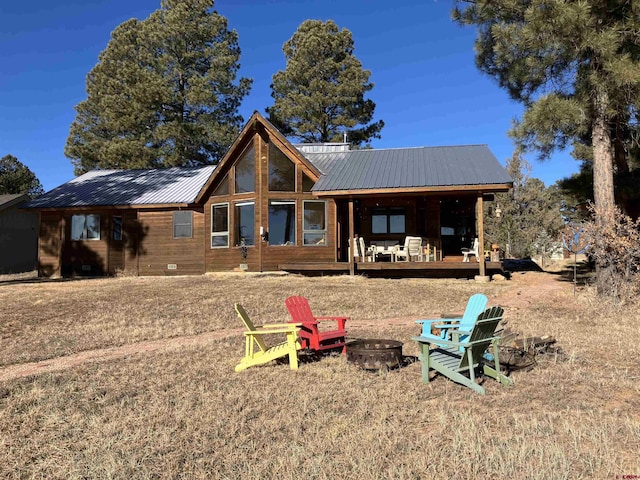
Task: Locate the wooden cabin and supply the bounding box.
[26,112,512,278]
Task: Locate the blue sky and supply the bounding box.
[0,0,580,192]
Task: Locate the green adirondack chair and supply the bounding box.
[412,306,513,395]
[415,293,488,342]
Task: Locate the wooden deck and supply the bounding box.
[278,260,504,278]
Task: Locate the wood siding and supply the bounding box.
[37,208,204,277]
[38,212,62,277]
[137,209,205,276]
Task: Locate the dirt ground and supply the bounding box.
[0,270,573,383]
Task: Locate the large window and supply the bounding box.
[269,200,296,246]
[173,211,193,238]
[211,203,229,248]
[303,200,327,246]
[235,202,255,246]
[71,214,100,240]
[268,143,295,191]
[235,145,255,193]
[371,207,406,234]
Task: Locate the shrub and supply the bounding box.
[582,204,640,303]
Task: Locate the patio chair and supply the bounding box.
[234,303,302,372]
[414,293,488,342]
[351,235,375,262]
[358,236,375,262]
[412,306,513,394]
[462,238,480,262]
[394,236,422,261]
[285,296,348,354]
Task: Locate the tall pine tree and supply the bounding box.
[453,0,640,222]
[66,0,252,174]
[267,20,384,148]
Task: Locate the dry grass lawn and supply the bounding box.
[0,272,638,479]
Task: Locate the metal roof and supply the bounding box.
[303,145,512,192]
[0,194,30,211]
[25,166,215,208]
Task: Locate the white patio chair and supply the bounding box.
[394,236,422,261]
[462,238,480,262]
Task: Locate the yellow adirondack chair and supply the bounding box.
[234,303,302,372]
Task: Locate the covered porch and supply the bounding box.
[281,188,506,278]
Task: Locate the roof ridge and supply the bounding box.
[303,144,489,154]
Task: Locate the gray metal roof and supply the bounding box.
[303,145,512,192]
[25,166,215,208]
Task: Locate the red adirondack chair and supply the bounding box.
[285,296,348,354]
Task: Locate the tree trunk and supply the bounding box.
[592,86,615,218]
[591,85,616,294]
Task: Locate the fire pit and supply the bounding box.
[347,339,404,370]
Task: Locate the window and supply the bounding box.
[211,203,229,248]
[303,200,327,246]
[371,207,406,234]
[212,174,229,196]
[235,145,255,193]
[269,200,295,245]
[302,172,315,192]
[268,143,296,191]
[71,214,100,240]
[173,211,193,238]
[113,216,122,241]
[235,202,255,246]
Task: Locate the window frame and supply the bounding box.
[302,200,327,246]
[173,211,193,239]
[268,143,296,192]
[268,200,296,246]
[70,214,101,241]
[234,201,255,247]
[234,143,255,194]
[210,202,229,248]
[371,207,406,235]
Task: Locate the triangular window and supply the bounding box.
[212,174,229,196]
[302,172,315,192]
[269,143,295,191]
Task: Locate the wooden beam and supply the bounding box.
[348,200,355,276]
[477,194,486,277]
[313,183,512,197]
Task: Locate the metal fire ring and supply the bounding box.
[346,338,404,370]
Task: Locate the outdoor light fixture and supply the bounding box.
[495,204,502,218]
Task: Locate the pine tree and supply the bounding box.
[0,155,44,197]
[484,153,564,258]
[66,0,252,174]
[267,20,384,148]
[453,0,640,223]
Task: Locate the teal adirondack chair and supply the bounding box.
[415,293,488,343]
[412,306,513,395]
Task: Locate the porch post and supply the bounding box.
[348,200,355,276]
[477,194,486,277]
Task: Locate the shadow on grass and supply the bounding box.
[0,276,104,287]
